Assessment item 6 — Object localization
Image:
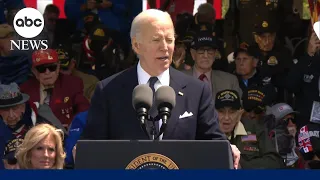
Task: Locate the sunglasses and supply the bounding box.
[245,106,266,114]
[35,64,57,73]
[283,117,296,124]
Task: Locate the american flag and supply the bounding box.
[241,134,257,142]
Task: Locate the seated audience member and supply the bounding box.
[298,123,320,169]
[267,103,299,168]
[40,4,60,48]
[242,86,276,122]
[81,25,123,79]
[183,31,242,100]
[0,83,45,169]
[15,123,66,169]
[0,24,32,85]
[20,49,90,129]
[233,47,276,93]
[56,45,99,102]
[0,83,46,169]
[215,90,284,169]
[171,35,187,70]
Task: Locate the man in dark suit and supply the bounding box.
[83,9,241,168]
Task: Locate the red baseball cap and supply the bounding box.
[32,49,58,67]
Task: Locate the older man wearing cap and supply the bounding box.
[0,83,45,169]
[250,17,294,104]
[183,31,242,100]
[233,47,277,93]
[215,89,284,169]
[267,103,299,168]
[20,49,90,129]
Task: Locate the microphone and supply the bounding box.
[155,86,176,139]
[132,84,153,136]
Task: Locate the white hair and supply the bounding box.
[197,3,215,15]
[130,9,173,42]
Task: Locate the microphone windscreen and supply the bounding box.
[132,84,153,110]
[155,86,176,109]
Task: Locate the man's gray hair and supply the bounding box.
[197,3,215,15]
[130,9,172,42]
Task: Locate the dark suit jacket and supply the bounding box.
[20,74,90,126]
[83,65,226,140]
[183,69,242,100]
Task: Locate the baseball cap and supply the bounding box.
[0,24,14,39]
[215,90,241,110]
[253,15,278,34]
[268,103,299,121]
[233,46,259,60]
[190,31,217,50]
[4,138,24,164]
[298,123,320,161]
[32,49,58,67]
[89,25,110,42]
[242,86,275,112]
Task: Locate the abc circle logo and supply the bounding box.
[13,8,44,38]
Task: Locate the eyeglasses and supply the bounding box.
[196,48,216,55]
[35,64,57,73]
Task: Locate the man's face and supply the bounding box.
[44,12,59,32]
[217,107,244,134]
[0,103,26,128]
[243,107,265,121]
[254,32,276,52]
[132,18,175,76]
[174,42,186,58]
[33,63,60,86]
[191,46,216,71]
[235,52,257,77]
[282,114,297,137]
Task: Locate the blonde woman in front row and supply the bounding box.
[15,123,66,169]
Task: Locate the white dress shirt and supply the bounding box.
[137,61,170,140]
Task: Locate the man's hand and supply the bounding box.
[231,144,241,169]
[173,48,186,68]
[307,32,320,57]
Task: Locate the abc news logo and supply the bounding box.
[10,8,48,51]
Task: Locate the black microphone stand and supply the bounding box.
[148,115,158,141]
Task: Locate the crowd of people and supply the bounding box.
[0,0,320,170]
